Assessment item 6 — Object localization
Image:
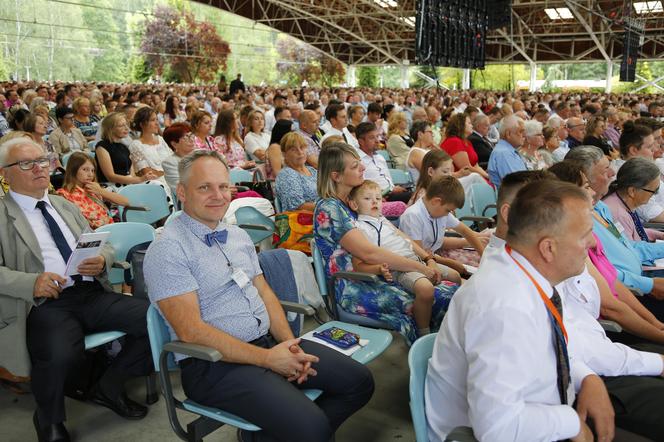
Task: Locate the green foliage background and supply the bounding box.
[2,0,664,92]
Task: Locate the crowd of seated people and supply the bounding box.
[5,78,664,441]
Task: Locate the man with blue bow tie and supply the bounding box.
[143,150,374,442]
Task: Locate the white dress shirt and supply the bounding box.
[558,269,663,378]
[358,149,393,193]
[320,126,360,150]
[400,198,459,252]
[483,234,662,379]
[356,214,416,259]
[10,190,92,288]
[425,246,584,441]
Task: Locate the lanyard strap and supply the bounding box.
[505,245,568,343]
[592,211,622,240]
[363,220,383,247]
[429,218,439,250]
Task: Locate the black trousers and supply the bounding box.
[603,375,664,441]
[26,281,152,424]
[180,336,374,442]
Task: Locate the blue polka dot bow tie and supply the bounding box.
[204,230,228,247]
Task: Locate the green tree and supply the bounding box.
[275,36,345,87]
[358,67,378,87]
[82,0,126,82]
[128,55,153,82]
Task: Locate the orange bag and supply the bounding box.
[273,210,314,255]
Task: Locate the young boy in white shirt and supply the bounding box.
[400,175,485,272]
[348,180,461,336]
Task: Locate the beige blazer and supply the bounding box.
[0,193,115,376]
[49,127,89,155]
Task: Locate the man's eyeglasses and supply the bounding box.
[640,186,660,195]
[3,157,50,170]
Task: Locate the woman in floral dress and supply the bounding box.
[314,142,458,343]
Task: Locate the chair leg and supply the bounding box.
[145,372,159,405]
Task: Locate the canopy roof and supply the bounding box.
[195,0,664,65]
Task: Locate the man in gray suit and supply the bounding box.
[0,138,151,442]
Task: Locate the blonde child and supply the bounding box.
[349,180,461,336]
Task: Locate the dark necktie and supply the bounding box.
[550,288,571,405]
[342,132,348,144]
[311,133,320,146]
[36,201,73,263]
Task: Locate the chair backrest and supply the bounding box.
[454,200,474,227]
[235,206,275,231]
[274,195,282,213]
[119,183,172,224]
[87,140,97,151]
[96,222,156,285]
[229,169,253,185]
[164,210,182,225]
[377,150,391,163]
[310,239,329,298]
[389,168,413,187]
[61,152,73,168]
[408,334,437,442]
[470,182,497,218]
[146,304,177,372]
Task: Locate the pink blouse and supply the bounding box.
[587,232,618,299]
[213,135,247,168]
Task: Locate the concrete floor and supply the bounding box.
[0,327,415,442]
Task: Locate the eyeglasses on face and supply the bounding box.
[640,186,660,195]
[3,157,50,170]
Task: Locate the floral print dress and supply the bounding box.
[314,198,458,343]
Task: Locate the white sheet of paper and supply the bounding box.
[64,231,110,276]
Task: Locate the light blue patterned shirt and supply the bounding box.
[488,139,527,188]
[144,212,270,360]
[275,166,318,212]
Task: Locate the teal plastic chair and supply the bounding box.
[376,149,394,168]
[273,195,282,213]
[388,168,413,188]
[84,331,126,351]
[118,183,172,224]
[409,334,437,442]
[311,240,392,330]
[147,305,324,441]
[96,222,156,286]
[408,334,477,442]
[164,210,183,226]
[229,169,253,185]
[235,206,274,246]
[470,182,497,219]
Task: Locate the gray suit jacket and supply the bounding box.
[0,192,115,376]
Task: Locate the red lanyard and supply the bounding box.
[505,245,568,343]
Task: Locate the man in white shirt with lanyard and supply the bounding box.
[426,179,612,442]
[479,171,664,441]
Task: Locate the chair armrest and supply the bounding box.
[445,426,477,442]
[332,272,379,283]
[121,205,149,222]
[481,204,497,217]
[644,222,664,230]
[112,260,131,270]
[598,319,623,333]
[280,301,315,316]
[238,223,271,231]
[445,231,462,238]
[163,341,222,362]
[459,215,495,224]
